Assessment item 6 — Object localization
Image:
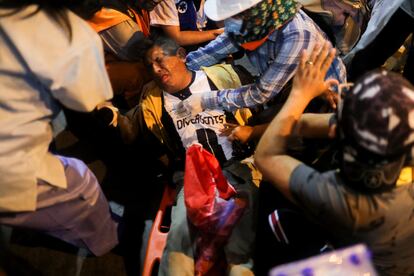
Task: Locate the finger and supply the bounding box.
[325,79,340,91]
[321,48,336,75]
[314,42,330,70]
[309,43,321,64]
[325,91,337,109]
[298,49,308,73]
[223,123,238,128]
[220,123,237,136]
[219,128,233,136]
[327,89,339,106]
[332,92,339,105]
[227,133,236,141]
[328,94,337,109]
[96,101,113,110]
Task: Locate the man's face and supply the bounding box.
[145,46,188,93]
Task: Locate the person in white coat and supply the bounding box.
[0,0,119,256]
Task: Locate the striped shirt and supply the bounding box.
[186,9,347,111]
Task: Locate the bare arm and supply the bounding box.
[222,113,334,144]
[162,25,223,46]
[294,113,334,138]
[221,123,268,144]
[254,95,310,202]
[255,42,338,202]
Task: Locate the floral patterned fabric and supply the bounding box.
[232,0,301,45]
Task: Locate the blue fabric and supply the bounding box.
[176,0,198,31]
[186,10,347,111]
[224,18,246,36]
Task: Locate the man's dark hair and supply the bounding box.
[151,34,180,56]
[137,33,181,60]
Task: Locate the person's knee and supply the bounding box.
[228,263,254,276]
[59,156,102,206]
[166,252,195,276]
[166,211,193,253]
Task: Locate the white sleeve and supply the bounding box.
[150,0,180,27]
[49,30,113,112]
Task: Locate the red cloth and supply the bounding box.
[184,144,247,275]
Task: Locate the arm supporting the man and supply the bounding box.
[254,94,310,202]
[235,113,333,143]
[254,42,338,203]
[294,113,334,138]
[201,29,319,111]
[186,33,239,70]
[162,25,222,46]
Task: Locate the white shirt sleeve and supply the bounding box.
[49,14,113,112]
[150,0,180,27]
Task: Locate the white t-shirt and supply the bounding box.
[0,6,113,212]
[163,71,233,161]
[150,0,206,29]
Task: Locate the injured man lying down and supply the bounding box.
[100,35,261,275]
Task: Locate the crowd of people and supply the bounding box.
[1,0,414,275]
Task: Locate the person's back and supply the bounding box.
[0,5,111,212]
[296,168,414,275]
[282,70,414,275]
[246,9,343,78]
[0,2,118,257]
[179,0,346,116]
[253,42,414,275]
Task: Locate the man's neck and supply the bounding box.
[166,70,194,94]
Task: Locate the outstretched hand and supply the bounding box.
[291,42,339,107]
[95,102,119,127]
[219,123,253,144]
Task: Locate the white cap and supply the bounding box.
[204,0,262,21]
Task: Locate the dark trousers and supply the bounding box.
[254,182,331,275]
[349,8,414,84]
[0,156,118,256]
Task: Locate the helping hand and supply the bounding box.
[219,123,253,144]
[96,102,119,127]
[174,93,205,119]
[212,28,224,37]
[291,42,339,105]
[322,89,339,110]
